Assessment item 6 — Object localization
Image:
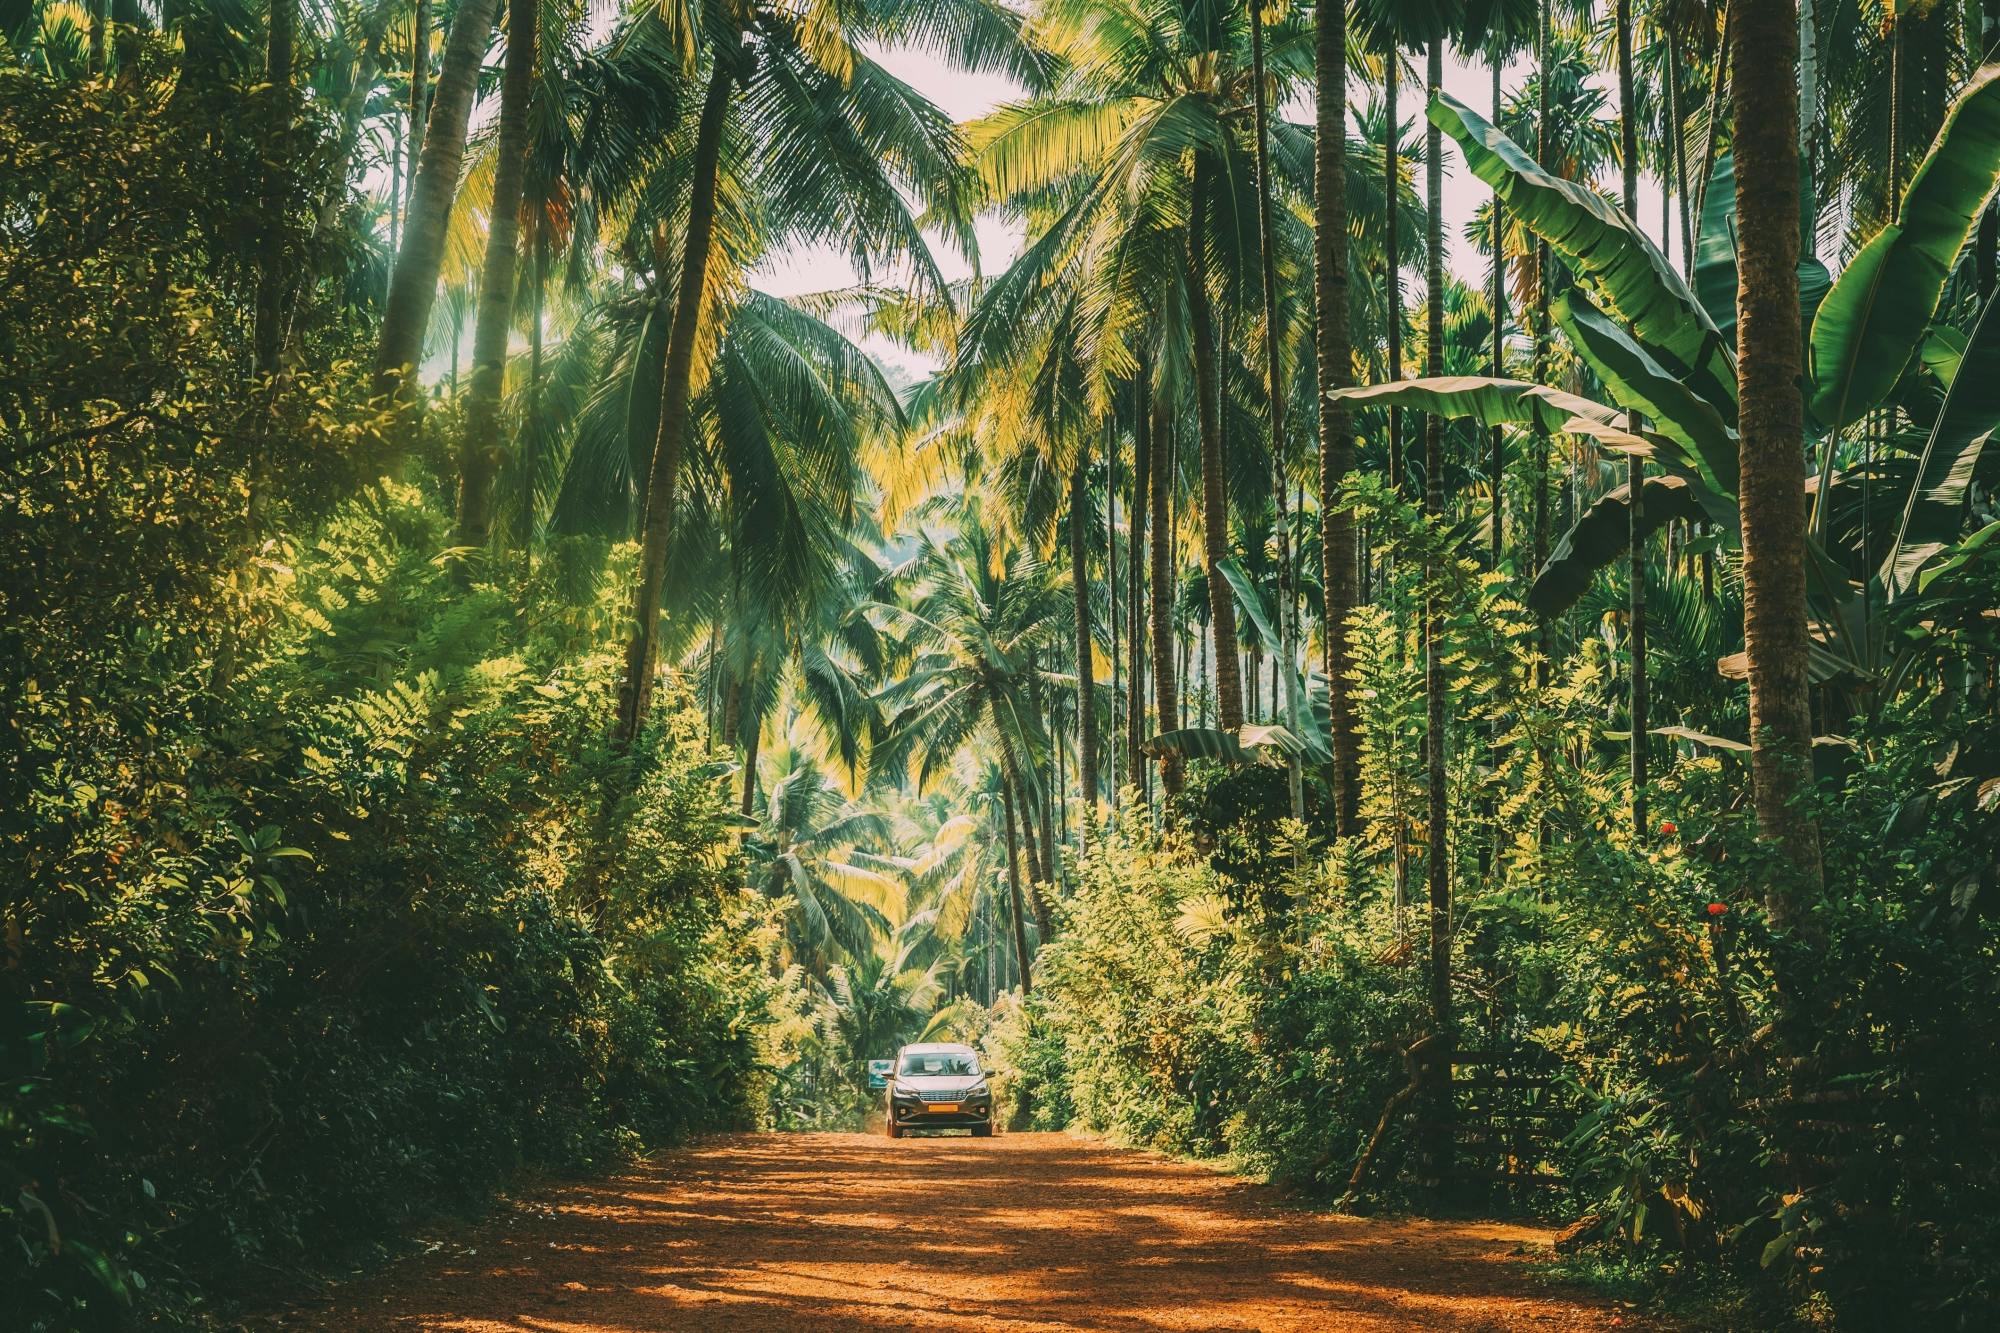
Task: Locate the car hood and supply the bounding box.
[894,1074,986,1092]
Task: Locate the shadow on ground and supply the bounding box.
[250,1131,1653,1331]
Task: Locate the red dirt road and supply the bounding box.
[256,1131,1648,1331]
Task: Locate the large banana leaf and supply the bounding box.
[1146,725,1307,768]
[1678,146,1833,371]
[1807,65,2000,429]
[1216,556,1280,655]
[1214,557,1332,762]
[1527,474,1708,616]
[1325,375,1622,434]
[1882,291,2000,600]
[1692,150,1739,338]
[1430,91,1737,416]
[1553,284,1741,499]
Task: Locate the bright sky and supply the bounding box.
[752,47,1672,378]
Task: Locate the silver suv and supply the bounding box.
[883,1042,995,1138]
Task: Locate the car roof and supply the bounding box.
[897,1042,976,1056]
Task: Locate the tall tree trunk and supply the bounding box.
[1385,51,1403,494]
[740,711,760,818]
[1029,662,1060,884]
[89,0,105,73]
[1532,0,1553,674]
[1669,25,1693,278]
[1618,0,1649,843]
[1734,0,1823,906]
[374,0,500,400]
[1982,2,2000,300]
[521,211,548,545]
[1422,35,1454,1187]
[1188,160,1245,734]
[1128,361,1151,794]
[1108,425,1120,805]
[613,40,739,749]
[1002,782,1032,993]
[1150,400,1182,796]
[1694,2,1733,225]
[1246,0,1289,828]
[409,0,430,220]
[388,127,403,265]
[1489,49,1505,568]
[452,0,536,553]
[254,0,296,381]
[1069,455,1098,837]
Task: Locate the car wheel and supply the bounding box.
[885,1118,902,1139]
[972,1123,994,1138]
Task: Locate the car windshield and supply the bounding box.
[898,1052,979,1077]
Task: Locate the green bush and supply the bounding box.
[2,487,781,1329]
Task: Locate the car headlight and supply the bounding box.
[967,1080,990,1098]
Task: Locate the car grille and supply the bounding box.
[917,1089,969,1103]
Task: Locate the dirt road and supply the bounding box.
[257,1131,1647,1331]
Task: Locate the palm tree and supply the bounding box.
[1732,0,1822,904]
[872,508,1070,944]
[1318,0,1360,833]
[1615,0,1649,842]
[745,746,904,971]
[610,0,1040,750]
[253,0,297,380]
[374,0,499,402]
[452,0,536,551]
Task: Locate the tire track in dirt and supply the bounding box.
[252,1131,1653,1331]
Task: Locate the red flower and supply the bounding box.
[1706,902,1729,917]
[1659,820,1678,837]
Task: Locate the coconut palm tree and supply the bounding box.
[610,0,1042,751]
[745,745,904,971]
[452,0,536,551]
[374,0,499,402]
[1732,0,1821,902]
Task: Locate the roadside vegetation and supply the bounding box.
[5,0,2000,1329]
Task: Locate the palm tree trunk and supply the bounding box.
[1668,24,1693,278]
[1421,35,1454,1189]
[89,0,105,74]
[1385,51,1403,495]
[452,0,536,553]
[521,211,548,544]
[1187,159,1245,734]
[254,0,296,380]
[613,39,739,749]
[409,0,429,219]
[1532,0,1553,676]
[1128,361,1151,795]
[1150,399,1182,796]
[1617,0,1649,843]
[1069,455,1098,836]
[374,0,500,401]
[1489,49,1505,568]
[1733,0,1823,905]
[1001,784,1032,993]
[1982,3,2000,298]
[740,712,760,818]
[1254,0,1303,827]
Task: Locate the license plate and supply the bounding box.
[927,1103,960,1114]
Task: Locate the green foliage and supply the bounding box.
[2,485,782,1328]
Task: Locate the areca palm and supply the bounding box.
[959,0,1323,744]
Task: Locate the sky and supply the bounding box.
[750,46,1673,378]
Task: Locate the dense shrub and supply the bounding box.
[1,486,782,1329]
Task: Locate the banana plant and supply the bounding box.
[1328,70,2000,696]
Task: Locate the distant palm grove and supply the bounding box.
[5,0,2000,1327]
